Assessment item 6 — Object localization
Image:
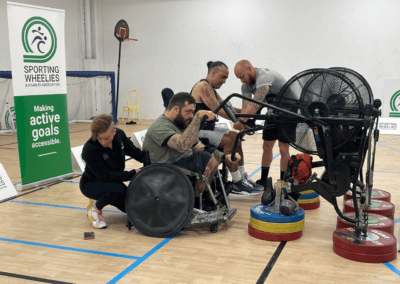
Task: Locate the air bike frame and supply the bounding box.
[213,93,381,238]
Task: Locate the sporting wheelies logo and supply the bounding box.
[389,90,400,118]
[22,16,57,63]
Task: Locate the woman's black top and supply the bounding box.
[80,128,143,187]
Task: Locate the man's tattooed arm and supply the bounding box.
[240,85,270,122]
[167,112,205,151]
[248,85,270,111]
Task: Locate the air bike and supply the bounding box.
[213,67,384,245]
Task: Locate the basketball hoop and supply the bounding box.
[113,19,139,122]
[114,19,129,42]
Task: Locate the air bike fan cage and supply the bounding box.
[213,67,381,238]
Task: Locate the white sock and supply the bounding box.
[231,170,242,183]
[239,166,246,178]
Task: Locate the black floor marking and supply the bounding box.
[0,271,74,284]
[256,241,287,284]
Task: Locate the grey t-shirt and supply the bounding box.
[143,114,198,164]
[241,68,286,98]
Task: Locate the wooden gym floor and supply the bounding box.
[0,120,399,284]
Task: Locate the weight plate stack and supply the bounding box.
[344,188,391,203]
[297,190,320,210]
[333,227,397,263]
[343,199,395,220]
[336,212,394,235]
[248,204,305,242]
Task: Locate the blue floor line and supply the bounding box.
[5,199,177,283]
[0,237,140,260]
[373,170,400,174]
[384,263,400,276]
[249,167,261,178]
[248,153,281,178]
[395,219,399,224]
[378,137,400,143]
[377,144,400,153]
[9,200,125,214]
[107,235,177,284]
[62,180,79,184]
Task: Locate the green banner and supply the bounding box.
[14,94,72,185]
[8,3,72,189]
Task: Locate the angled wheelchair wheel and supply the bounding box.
[126,164,194,238]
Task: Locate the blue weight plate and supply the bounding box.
[250,204,305,223]
[299,192,319,200]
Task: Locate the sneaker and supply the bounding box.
[244,173,264,191]
[87,202,107,229]
[86,199,95,217]
[232,179,262,196]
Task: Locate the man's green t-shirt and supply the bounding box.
[143,114,199,164]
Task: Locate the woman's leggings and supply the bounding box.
[80,181,127,213]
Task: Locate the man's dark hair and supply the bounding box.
[207,61,228,74]
[166,92,195,111]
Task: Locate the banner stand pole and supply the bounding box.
[17,172,74,192]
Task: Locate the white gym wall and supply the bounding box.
[1,0,400,119]
[97,0,400,119]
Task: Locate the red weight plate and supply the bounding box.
[333,245,397,263]
[333,227,397,255]
[298,200,320,210]
[343,199,395,219]
[344,189,391,202]
[336,213,394,235]
[248,223,302,242]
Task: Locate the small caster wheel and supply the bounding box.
[127,221,132,230]
[210,224,218,233]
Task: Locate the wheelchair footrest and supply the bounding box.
[189,206,236,226]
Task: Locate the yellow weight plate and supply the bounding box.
[250,217,304,233]
[300,190,315,195]
[297,196,319,204]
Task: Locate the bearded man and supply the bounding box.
[143,92,241,209]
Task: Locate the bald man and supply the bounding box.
[233,60,290,187]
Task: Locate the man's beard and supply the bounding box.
[174,113,191,130]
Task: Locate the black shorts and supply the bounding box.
[262,123,292,143]
[172,146,217,174]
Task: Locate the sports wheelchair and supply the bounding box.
[125,132,238,238]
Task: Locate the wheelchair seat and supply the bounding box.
[161,88,174,109]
